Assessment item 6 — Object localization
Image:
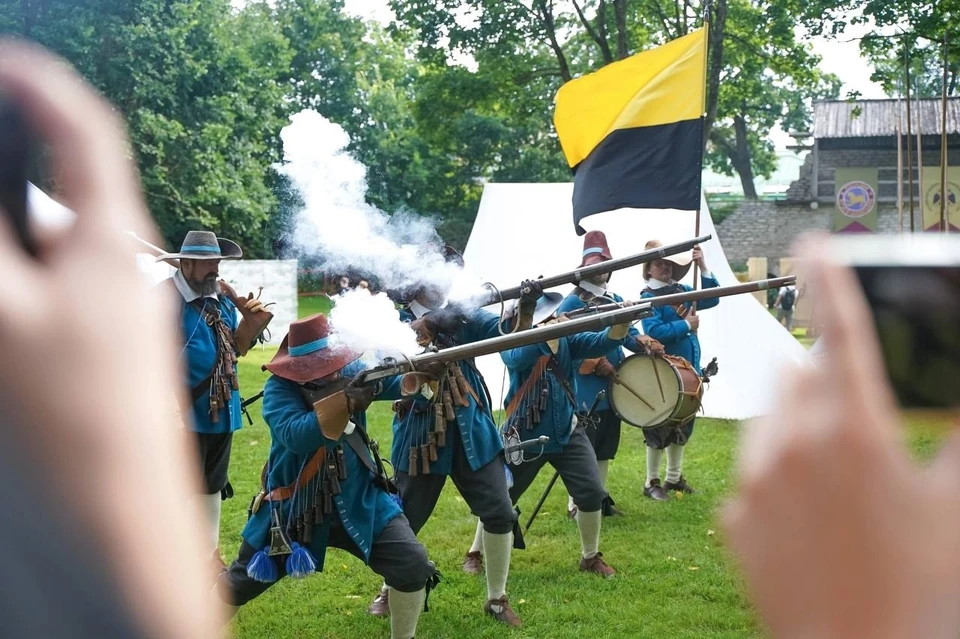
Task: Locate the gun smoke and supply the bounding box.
[276,109,485,354]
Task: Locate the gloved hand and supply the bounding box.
[594,358,617,378]
[638,335,665,357]
[608,322,631,340]
[516,279,543,331]
[344,376,375,414]
[519,279,543,307]
[410,317,437,346]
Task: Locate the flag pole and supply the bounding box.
[941,30,949,233]
[692,23,710,313]
[897,97,904,234]
[905,40,916,233]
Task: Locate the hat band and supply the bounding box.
[582,247,605,257]
[181,244,222,254]
[289,337,329,357]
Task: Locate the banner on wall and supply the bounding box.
[833,167,879,233]
[921,166,960,232]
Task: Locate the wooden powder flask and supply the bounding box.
[448,367,465,406]
[409,447,419,477]
[434,404,444,433]
[420,444,431,474]
[525,406,534,431]
[539,387,549,411]
[452,367,471,407]
[443,391,456,420]
[532,404,541,424]
[336,448,347,481]
[302,519,313,544]
[428,433,439,462]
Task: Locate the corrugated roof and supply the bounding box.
[813,98,960,139]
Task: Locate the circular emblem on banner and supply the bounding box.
[924,181,960,217]
[837,181,876,219]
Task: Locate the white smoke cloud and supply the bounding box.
[276,109,464,296]
[276,109,492,355]
[328,289,422,362]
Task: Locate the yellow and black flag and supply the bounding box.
[554,29,708,234]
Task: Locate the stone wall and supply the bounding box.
[717,201,906,263]
[717,140,957,263]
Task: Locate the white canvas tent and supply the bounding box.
[462,183,808,421]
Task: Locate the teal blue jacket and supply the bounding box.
[180,294,242,434]
[501,328,625,454]
[557,291,646,412]
[241,363,403,568]
[389,308,504,475]
[640,275,720,374]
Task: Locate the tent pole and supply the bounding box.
[905,41,916,233]
[942,31,950,233]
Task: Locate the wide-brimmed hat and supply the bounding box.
[579,230,613,267]
[505,291,564,328]
[263,314,361,383]
[642,239,693,282]
[157,230,242,263]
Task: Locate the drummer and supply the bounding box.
[557,231,664,518]
[639,240,720,500]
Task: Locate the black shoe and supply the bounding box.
[643,479,670,501]
[663,476,695,494]
[601,495,623,517]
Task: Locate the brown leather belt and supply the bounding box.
[264,448,325,502]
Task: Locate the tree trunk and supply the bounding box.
[732,115,758,199]
[614,0,629,58]
[536,0,573,81]
[703,0,727,153]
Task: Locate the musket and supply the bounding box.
[476,234,713,306]
[357,277,790,386]
[560,276,797,320]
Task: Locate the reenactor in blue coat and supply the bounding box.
[557,231,664,518]
[463,289,633,579]
[217,314,437,639]
[639,239,720,500]
[368,246,526,628]
[160,230,273,570]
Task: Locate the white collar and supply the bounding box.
[173,269,218,303]
[579,280,608,297]
[646,277,672,289]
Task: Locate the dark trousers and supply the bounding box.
[508,426,606,513]
[642,418,696,449]
[395,424,516,536]
[219,515,434,607]
[195,432,232,494]
[585,409,622,461]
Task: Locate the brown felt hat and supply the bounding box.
[263,314,360,383]
[642,239,693,282]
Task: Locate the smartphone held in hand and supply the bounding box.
[828,235,960,411]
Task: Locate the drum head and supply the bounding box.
[609,355,680,428]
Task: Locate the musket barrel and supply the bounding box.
[563,276,798,318]
[362,275,788,383]
[479,234,713,306]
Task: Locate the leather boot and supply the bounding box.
[484,595,522,627]
[367,586,389,617]
[462,551,483,575]
[664,475,695,494]
[643,479,670,501]
[579,552,616,578]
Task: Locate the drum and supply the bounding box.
[608,354,703,429]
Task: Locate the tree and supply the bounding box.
[1,0,294,257]
[390,0,838,199]
[791,0,959,97]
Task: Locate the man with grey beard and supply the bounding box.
[159,230,273,573]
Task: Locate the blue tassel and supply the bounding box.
[389,492,403,508]
[286,542,317,579]
[246,546,278,583]
[504,465,514,489]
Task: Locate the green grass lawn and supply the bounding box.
[220,299,947,637]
